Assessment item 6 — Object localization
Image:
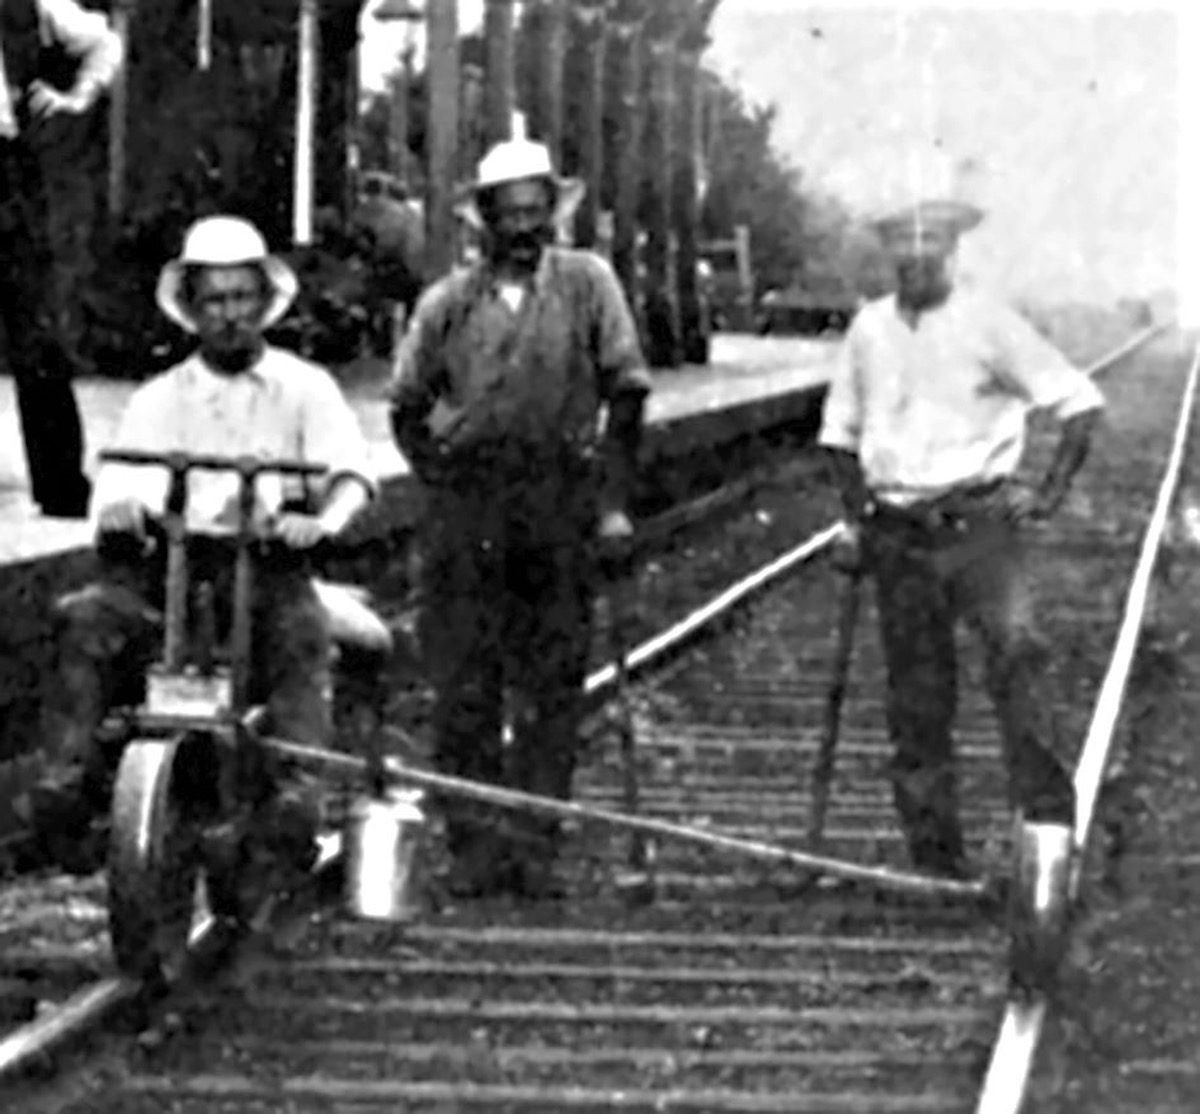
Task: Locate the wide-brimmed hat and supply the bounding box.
[156,215,299,334]
[869,199,985,251]
[455,112,585,232]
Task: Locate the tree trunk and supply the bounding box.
[642,37,681,368]
[565,3,606,248]
[674,44,707,364]
[607,18,644,314]
[483,0,515,147]
[519,0,566,166]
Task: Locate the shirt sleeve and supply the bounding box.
[818,318,865,452]
[388,284,447,416]
[589,255,652,400]
[40,0,124,94]
[90,382,172,523]
[991,302,1105,419]
[298,369,378,499]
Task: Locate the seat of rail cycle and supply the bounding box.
[88,448,407,986]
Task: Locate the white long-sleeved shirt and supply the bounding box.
[818,288,1105,507]
[0,0,124,140]
[92,349,378,536]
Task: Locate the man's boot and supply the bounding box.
[891,762,973,879]
[505,816,568,902]
[440,808,520,899]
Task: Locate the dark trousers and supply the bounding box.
[864,507,1075,868]
[419,478,594,862]
[43,540,335,783]
[0,137,90,518]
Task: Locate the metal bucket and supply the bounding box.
[1008,820,1075,993]
[344,787,427,922]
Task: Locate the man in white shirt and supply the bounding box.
[22,215,381,875]
[1,0,123,517]
[818,199,1104,879]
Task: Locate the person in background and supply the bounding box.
[818,197,1104,878]
[1,0,124,517]
[389,119,651,901]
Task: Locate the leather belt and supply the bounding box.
[866,479,1008,533]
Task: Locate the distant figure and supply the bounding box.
[390,124,651,901]
[1,0,123,517]
[819,197,1104,878]
[351,171,426,352]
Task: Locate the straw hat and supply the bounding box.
[156,215,299,334]
[455,112,585,232]
[870,199,985,251]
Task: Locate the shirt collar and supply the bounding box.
[186,348,273,386]
[475,248,556,301]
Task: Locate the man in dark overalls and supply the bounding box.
[820,195,1104,878]
[389,121,651,901]
[1,0,123,517]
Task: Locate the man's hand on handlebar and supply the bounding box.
[96,498,149,539]
[273,512,336,550]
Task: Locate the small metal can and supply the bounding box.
[343,787,427,922]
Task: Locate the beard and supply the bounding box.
[200,326,263,372]
[491,225,552,270]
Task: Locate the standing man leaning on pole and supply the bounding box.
[818,195,1105,879]
[389,119,651,901]
[1,0,123,518]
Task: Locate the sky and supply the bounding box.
[358,0,1193,311]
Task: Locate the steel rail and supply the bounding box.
[0,838,344,1084]
[977,323,1198,1114]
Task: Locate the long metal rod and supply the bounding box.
[265,734,990,900]
[976,322,1192,1114]
[807,569,862,850]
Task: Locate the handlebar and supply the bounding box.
[98,449,328,480]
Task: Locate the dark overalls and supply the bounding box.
[390,247,650,894]
[1,0,92,517]
[863,481,1076,874]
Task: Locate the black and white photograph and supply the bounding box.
[0,1,1193,1110]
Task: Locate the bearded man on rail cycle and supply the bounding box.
[18,215,388,876]
[818,195,1105,879]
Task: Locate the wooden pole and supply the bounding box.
[483,0,516,147]
[293,0,320,246]
[107,0,132,220]
[197,0,212,71]
[608,14,645,308]
[425,0,460,280]
[567,2,607,248]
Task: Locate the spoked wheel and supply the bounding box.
[108,736,209,985]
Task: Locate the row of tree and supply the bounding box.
[358,0,887,361]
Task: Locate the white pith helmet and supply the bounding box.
[156,215,299,334]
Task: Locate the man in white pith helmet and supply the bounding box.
[390,116,652,901]
[819,193,1105,879]
[22,216,386,876]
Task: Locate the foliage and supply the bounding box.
[358,12,873,305]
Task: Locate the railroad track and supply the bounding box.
[0,324,1187,1113]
